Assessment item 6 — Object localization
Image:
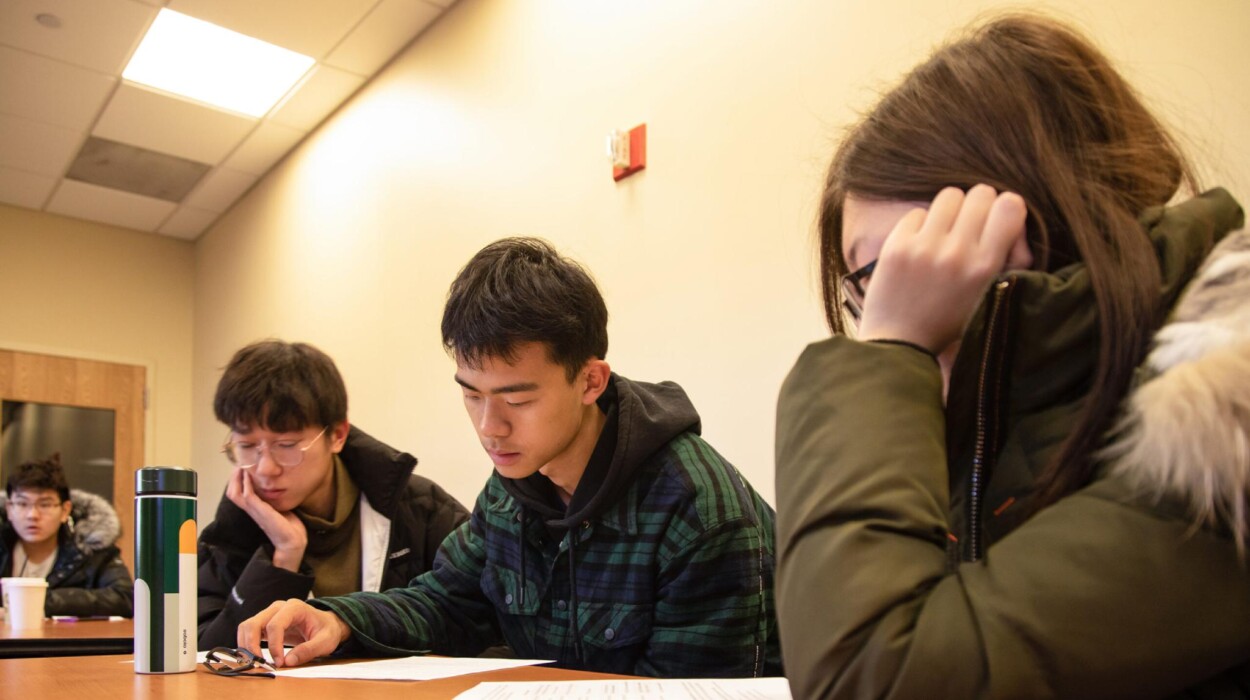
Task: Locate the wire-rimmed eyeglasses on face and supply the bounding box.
[840,259,877,324]
[5,498,63,515]
[202,646,276,678]
[221,426,328,469]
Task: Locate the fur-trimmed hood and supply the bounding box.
[1105,224,1250,549]
[0,488,122,554]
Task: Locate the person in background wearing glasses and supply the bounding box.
[0,454,133,617]
[775,13,1250,699]
[196,340,470,650]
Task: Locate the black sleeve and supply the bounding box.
[197,533,314,650]
[45,547,135,617]
[418,478,471,572]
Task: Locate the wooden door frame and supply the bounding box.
[0,347,147,572]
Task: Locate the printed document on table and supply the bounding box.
[275,656,554,681]
[454,677,792,700]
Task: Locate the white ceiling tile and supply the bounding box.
[324,0,440,76]
[0,47,117,131]
[223,120,306,175]
[183,167,257,212]
[0,0,450,227]
[93,83,256,164]
[158,205,219,239]
[0,113,83,176]
[0,0,156,74]
[270,65,364,131]
[47,178,177,232]
[0,166,57,209]
[168,0,375,59]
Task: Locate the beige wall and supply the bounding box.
[194,0,1250,517]
[0,203,194,474]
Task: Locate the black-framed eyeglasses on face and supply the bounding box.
[202,646,276,678]
[221,426,328,469]
[840,259,877,324]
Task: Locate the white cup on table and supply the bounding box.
[2,577,48,630]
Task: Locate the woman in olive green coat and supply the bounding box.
[775,14,1250,699]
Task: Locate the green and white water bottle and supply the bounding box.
[134,466,197,674]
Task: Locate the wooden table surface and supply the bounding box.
[3,652,635,698]
[0,618,133,657]
[1,617,133,640]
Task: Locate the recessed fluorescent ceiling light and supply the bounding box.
[123,9,314,118]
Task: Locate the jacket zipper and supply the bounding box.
[968,278,1014,562]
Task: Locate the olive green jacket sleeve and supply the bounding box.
[774,337,1250,700]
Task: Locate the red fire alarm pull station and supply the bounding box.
[610,124,646,181]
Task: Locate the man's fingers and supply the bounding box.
[263,602,301,667]
[238,600,283,657]
[284,637,324,668]
[268,604,342,668]
[225,467,242,501]
[237,614,259,655]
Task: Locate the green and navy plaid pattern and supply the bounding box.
[312,432,781,678]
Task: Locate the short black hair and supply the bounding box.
[442,237,609,381]
[6,454,70,502]
[213,340,348,433]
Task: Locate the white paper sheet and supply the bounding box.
[274,655,553,681]
[453,677,792,700]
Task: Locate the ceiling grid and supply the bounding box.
[0,0,450,239]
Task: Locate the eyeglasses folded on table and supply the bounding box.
[202,646,276,678]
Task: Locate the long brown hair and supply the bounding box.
[817,14,1198,509]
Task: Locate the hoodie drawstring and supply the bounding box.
[567,528,583,665]
[517,509,526,606]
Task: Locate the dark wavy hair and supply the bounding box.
[6,453,71,502]
[442,237,609,381]
[213,340,348,433]
[817,14,1198,509]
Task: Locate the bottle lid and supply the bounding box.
[135,466,197,496]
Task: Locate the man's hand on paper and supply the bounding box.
[237,599,352,668]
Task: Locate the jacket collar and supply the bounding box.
[944,189,1243,479]
[333,425,419,518]
[1102,190,1250,546]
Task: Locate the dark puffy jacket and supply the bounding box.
[0,488,134,617]
[197,426,469,649]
